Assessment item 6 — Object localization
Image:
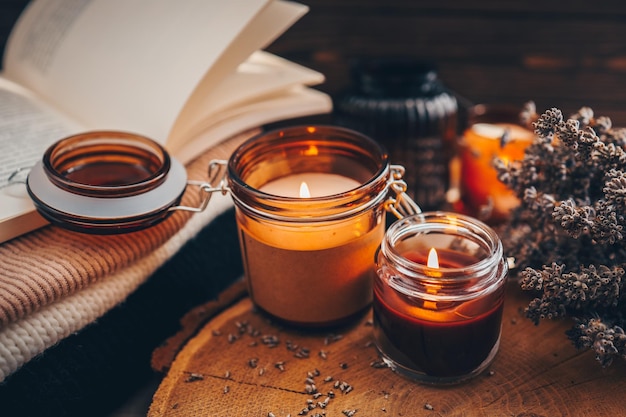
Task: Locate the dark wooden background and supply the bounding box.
[2,0,626,124]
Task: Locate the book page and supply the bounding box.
[0,77,83,189]
[168,51,325,154]
[175,87,332,164]
[3,0,297,147]
[0,76,85,242]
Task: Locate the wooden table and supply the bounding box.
[148,281,626,416]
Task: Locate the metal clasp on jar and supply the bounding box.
[383,165,422,219]
[169,159,229,213]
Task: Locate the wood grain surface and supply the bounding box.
[149,281,626,417]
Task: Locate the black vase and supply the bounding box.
[334,60,458,211]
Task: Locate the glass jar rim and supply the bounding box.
[28,131,187,234]
[227,125,391,222]
[380,212,506,297]
[42,131,171,198]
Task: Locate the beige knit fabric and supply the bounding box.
[0,189,235,382]
[0,131,254,381]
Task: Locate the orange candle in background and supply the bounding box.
[457,106,534,222]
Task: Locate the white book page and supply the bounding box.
[0,76,86,241]
[3,0,291,147]
[175,87,332,164]
[168,51,325,153]
[0,77,84,188]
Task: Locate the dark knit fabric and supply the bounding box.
[0,208,243,417]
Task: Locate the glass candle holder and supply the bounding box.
[373,212,508,384]
[27,131,188,233]
[227,125,416,326]
[458,105,534,222]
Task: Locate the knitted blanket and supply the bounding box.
[0,130,253,382]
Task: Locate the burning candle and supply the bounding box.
[457,105,534,222]
[373,212,508,384]
[227,125,413,326]
[259,173,360,198]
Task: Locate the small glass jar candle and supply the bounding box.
[227,125,415,326]
[373,212,508,384]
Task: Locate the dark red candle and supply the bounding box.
[373,282,504,378]
[373,213,508,384]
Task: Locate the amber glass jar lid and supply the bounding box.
[27,131,187,234]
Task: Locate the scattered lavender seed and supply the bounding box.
[312,392,322,399]
[224,370,231,378]
[298,407,309,415]
[185,373,204,382]
[324,334,343,345]
[424,403,434,411]
[319,350,328,360]
[211,329,222,336]
[223,386,230,394]
[235,320,248,334]
[318,397,330,408]
[259,367,266,376]
[328,390,335,398]
[305,377,315,385]
[323,376,333,383]
[228,333,237,344]
[268,413,276,417]
[488,370,495,376]
[249,341,258,347]
[261,334,280,347]
[248,358,258,368]
[342,409,357,417]
[274,361,286,372]
[370,360,388,368]
[294,348,310,359]
[339,362,348,369]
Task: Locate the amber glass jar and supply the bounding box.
[227,125,416,326]
[27,131,187,233]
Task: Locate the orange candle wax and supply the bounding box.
[459,122,533,221]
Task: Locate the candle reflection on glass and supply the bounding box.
[373,212,508,384]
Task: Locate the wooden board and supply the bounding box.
[149,282,626,417]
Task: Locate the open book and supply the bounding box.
[0,0,332,243]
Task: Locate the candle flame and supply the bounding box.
[427,248,439,268]
[299,181,311,198]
